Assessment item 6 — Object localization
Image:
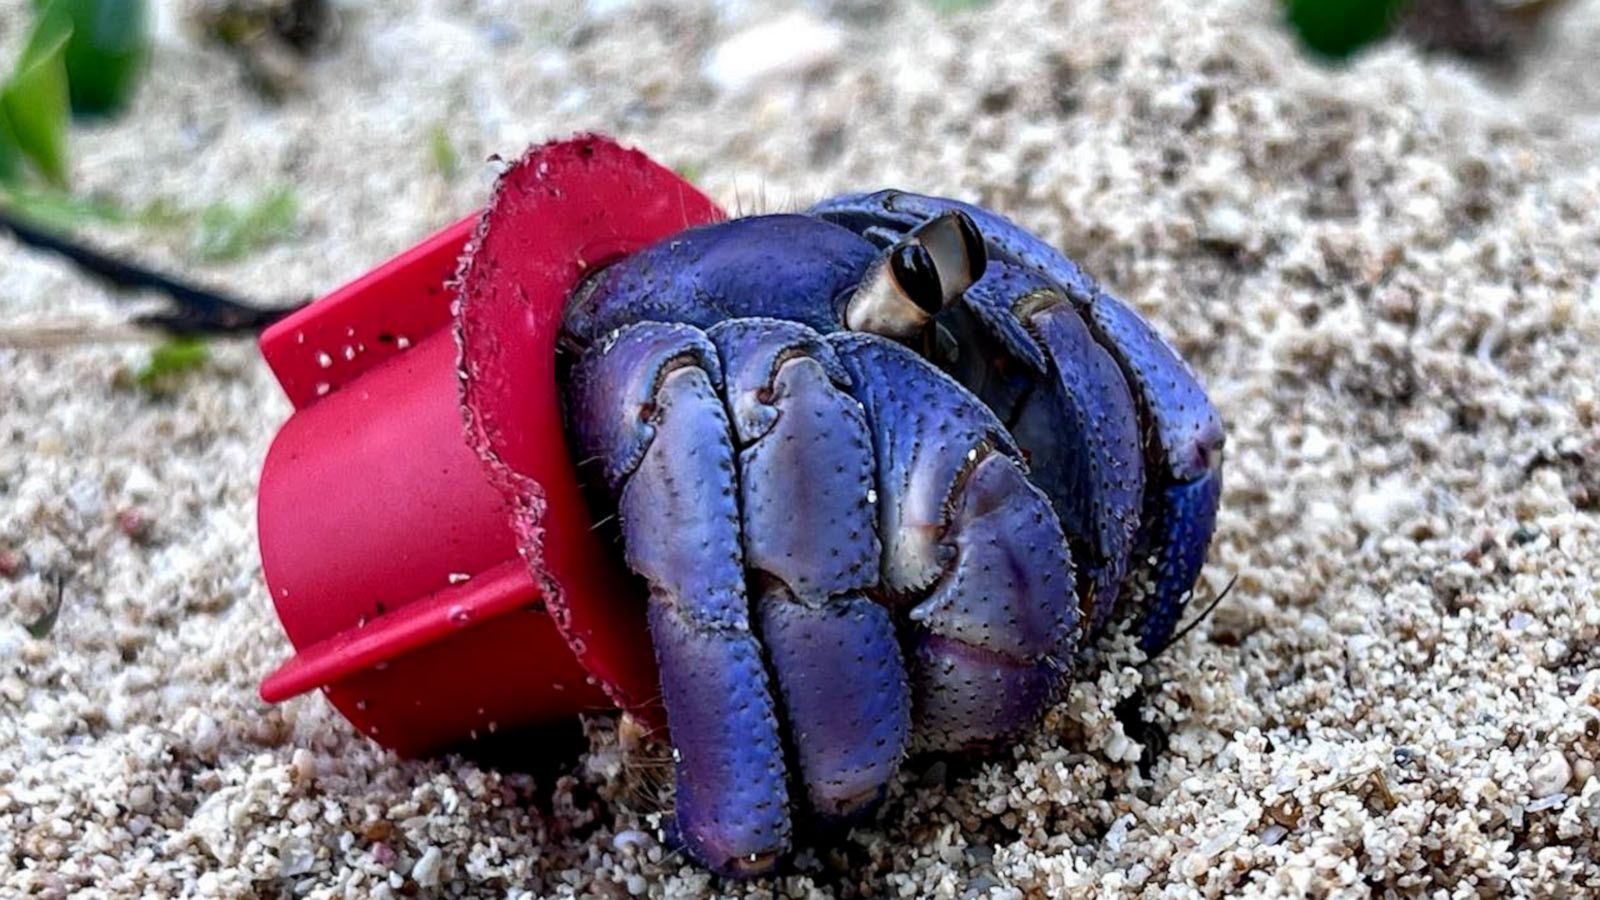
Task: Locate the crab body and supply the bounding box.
[558,191,1224,876]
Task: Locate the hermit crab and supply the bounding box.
[557,189,1225,875]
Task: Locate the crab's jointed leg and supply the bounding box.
[567,323,790,876]
[709,317,911,820]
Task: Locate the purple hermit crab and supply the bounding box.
[557,190,1225,876]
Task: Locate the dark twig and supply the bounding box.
[1142,572,1239,666]
[0,208,305,335]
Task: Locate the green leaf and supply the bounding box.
[672,161,704,184]
[137,336,210,390]
[53,0,151,118]
[191,186,300,261]
[1285,0,1406,59]
[3,7,74,185]
[0,108,24,182]
[428,123,459,178]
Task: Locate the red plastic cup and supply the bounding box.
[256,135,724,756]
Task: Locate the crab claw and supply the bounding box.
[829,333,1079,751]
[814,190,1225,652]
[962,262,1144,633]
[1075,289,1225,649]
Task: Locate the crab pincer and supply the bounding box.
[813,191,1226,651]
[559,187,1223,875]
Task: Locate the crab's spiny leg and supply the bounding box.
[963,262,1144,634]
[1070,291,1224,649]
[829,333,1078,752]
[567,323,788,877]
[710,318,911,820]
[1141,470,1223,649]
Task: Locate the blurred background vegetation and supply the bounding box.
[0,0,1574,388]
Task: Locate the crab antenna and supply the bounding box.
[845,211,987,341]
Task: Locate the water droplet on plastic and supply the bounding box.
[448,606,472,626]
[448,572,471,585]
[316,351,333,368]
[315,382,331,397]
[487,721,498,733]
[355,699,368,711]
[866,488,878,504]
[342,345,356,361]
[396,336,412,350]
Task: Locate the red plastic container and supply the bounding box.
[256,136,724,756]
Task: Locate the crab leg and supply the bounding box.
[1076,292,1225,649]
[709,318,911,819]
[829,333,1079,751]
[566,323,789,876]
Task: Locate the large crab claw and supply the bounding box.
[555,186,1222,877]
[813,191,1225,651]
[562,214,1086,874]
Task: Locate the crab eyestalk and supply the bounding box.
[845,211,986,342]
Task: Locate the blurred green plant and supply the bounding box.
[1286,0,1407,58]
[428,123,459,178]
[1,8,74,185]
[192,187,301,261]
[38,0,151,118]
[136,336,211,392]
[1,0,148,188]
[0,181,183,231]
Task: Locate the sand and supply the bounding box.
[3,0,1599,896]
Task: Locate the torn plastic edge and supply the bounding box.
[454,133,725,725]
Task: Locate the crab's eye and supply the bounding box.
[846,211,989,343]
[891,244,943,314]
[907,211,986,302]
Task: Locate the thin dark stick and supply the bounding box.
[1143,572,1239,665]
[0,208,305,334]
